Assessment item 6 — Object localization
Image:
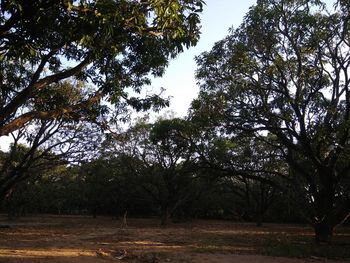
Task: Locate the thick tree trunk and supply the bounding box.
[312,167,336,244]
[314,221,334,244]
[255,201,264,227]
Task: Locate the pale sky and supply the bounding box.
[152,0,257,117]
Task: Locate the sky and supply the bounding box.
[151,0,257,118]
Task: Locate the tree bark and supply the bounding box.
[256,214,263,227]
[161,207,171,226]
[313,168,336,244]
[120,210,128,228]
[314,221,334,244]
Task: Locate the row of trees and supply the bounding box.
[1,0,350,245]
[1,117,303,227]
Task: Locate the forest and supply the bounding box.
[0,0,350,262]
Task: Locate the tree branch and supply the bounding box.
[0,91,102,136]
[0,56,91,125]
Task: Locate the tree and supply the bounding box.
[148,118,200,225]
[107,117,201,225]
[0,0,203,135]
[0,81,104,200]
[0,115,103,200]
[0,0,204,198]
[1,161,71,217]
[189,102,286,225]
[213,136,283,226]
[194,0,350,243]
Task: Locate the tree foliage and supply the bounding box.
[193,0,350,243]
[0,118,102,199]
[0,0,204,136]
[106,118,203,225]
[0,0,204,199]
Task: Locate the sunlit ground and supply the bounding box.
[0,248,94,258]
[0,215,349,263]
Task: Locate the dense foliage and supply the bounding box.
[0,0,204,198]
[193,0,350,243]
[0,0,204,136]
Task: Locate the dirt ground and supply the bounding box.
[0,215,349,263]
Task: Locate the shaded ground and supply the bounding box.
[0,215,349,263]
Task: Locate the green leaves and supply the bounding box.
[0,0,204,138]
[192,0,350,239]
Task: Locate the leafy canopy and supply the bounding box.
[193,0,350,242]
[0,0,204,136]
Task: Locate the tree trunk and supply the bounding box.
[161,207,171,226]
[120,210,128,228]
[256,214,263,227]
[314,221,334,244]
[256,200,263,227]
[312,167,336,244]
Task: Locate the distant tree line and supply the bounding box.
[0,117,310,228]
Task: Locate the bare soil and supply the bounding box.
[0,215,349,263]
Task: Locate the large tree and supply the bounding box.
[0,117,102,200]
[0,0,204,136]
[0,81,104,199]
[106,117,201,225]
[0,0,204,198]
[194,0,350,243]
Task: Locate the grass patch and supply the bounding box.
[263,242,350,260]
[191,245,226,253]
[189,234,259,254]
[261,227,350,260]
[189,226,350,260]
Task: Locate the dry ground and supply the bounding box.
[0,215,349,263]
